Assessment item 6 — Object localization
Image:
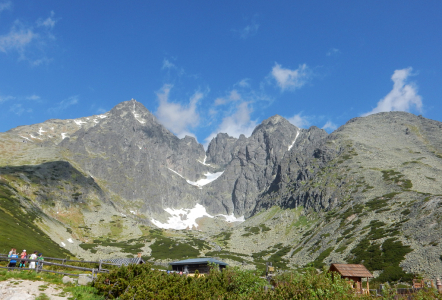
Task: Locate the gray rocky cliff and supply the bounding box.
[59,100,208,218]
[202,115,304,217]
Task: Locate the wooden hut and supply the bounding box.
[169,258,227,274]
[329,264,373,294]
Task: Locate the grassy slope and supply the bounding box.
[0,179,72,258]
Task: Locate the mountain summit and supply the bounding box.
[1,100,442,278]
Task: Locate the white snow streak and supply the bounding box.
[30,134,41,140]
[20,136,31,141]
[167,168,185,179]
[217,214,245,223]
[197,155,213,167]
[61,133,68,139]
[186,172,224,189]
[60,242,66,247]
[74,119,87,126]
[132,102,146,124]
[288,130,300,151]
[152,204,244,230]
[38,127,46,135]
[167,168,223,189]
[98,115,107,119]
[67,238,73,243]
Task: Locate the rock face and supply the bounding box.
[2,99,442,278]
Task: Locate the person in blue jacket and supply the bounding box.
[8,249,18,269]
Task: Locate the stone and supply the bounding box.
[62,276,74,284]
[78,274,93,286]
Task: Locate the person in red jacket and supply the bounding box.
[19,250,27,268]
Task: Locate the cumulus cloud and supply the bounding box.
[205,102,257,146]
[48,96,79,113]
[271,63,310,92]
[362,67,422,116]
[155,84,202,139]
[322,121,338,131]
[287,113,310,128]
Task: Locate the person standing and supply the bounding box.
[19,250,27,268]
[37,253,44,270]
[29,251,38,269]
[7,248,14,257]
[8,250,18,269]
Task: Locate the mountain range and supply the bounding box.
[1,99,442,279]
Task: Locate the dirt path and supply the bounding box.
[0,279,69,300]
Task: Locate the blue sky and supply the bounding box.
[1,1,441,146]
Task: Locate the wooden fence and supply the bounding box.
[0,254,119,278]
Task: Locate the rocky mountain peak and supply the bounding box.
[252,114,296,135]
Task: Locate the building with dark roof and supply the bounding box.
[169,258,227,274]
[101,253,145,267]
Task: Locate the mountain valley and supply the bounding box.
[1,99,442,280]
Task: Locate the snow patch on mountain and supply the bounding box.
[152,204,213,230]
[167,168,223,189]
[152,204,244,230]
[186,172,224,189]
[74,119,87,126]
[288,130,300,151]
[217,214,245,223]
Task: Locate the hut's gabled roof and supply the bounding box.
[101,257,144,266]
[169,257,228,266]
[329,264,373,278]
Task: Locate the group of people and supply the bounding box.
[7,248,44,269]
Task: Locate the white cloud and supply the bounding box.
[362,67,422,116]
[239,21,259,39]
[0,11,57,64]
[0,21,36,55]
[322,121,337,131]
[326,48,340,56]
[205,102,257,146]
[26,94,40,101]
[0,1,11,13]
[155,84,202,139]
[162,58,176,69]
[9,103,31,115]
[48,96,79,113]
[271,63,310,92]
[96,107,107,114]
[287,113,310,128]
[0,95,14,103]
[237,78,250,88]
[37,11,56,28]
[214,89,241,106]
